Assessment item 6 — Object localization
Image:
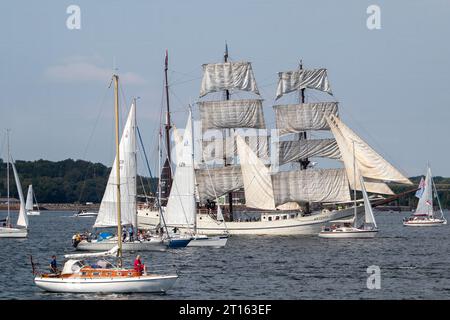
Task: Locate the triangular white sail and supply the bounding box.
[415,166,433,216]
[164,110,196,227]
[11,158,28,228]
[326,115,409,194]
[25,185,34,211]
[236,135,276,210]
[94,103,137,228]
[359,174,377,228]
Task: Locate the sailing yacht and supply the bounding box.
[35,75,178,293]
[139,48,413,235]
[318,173,378,238]
[162,108,228,247]
[403,165,447,226]
[0,131,29,238]
[72,88,165,252]
[25,185,41,216]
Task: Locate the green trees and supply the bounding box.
[0,158,157,203]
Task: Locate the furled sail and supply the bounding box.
[326,114,412,194]
[200,62,260,97]
[274,102,338,134]
[195,165,243,204]
[25,185,34,211]
[199,99,265,131]
[276,69,332,100]
[415,166,433,216]
[94,103,137,228]
[271,168,351,206]
[11,157,28,228]
[278,138,341,165]
[236,135,276,210]
[202,133,269,163]
[165,110,196,227]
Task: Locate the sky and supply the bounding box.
[0,0,449,177]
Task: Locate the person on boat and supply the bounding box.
[50,255,58,274]
[128,225,134,241]
[122,226,127,242]
[134,255,146,275]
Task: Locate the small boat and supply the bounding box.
[403,165,447,227]
[319,166,378,239]
[35,75,178,294]
[34,246,177,293]
[0,131,29,238]
[73,210,98,217]
[26,185,41,216]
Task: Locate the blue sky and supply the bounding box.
[0,0,449,177]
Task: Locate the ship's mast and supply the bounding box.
[298,60,309,170]
[164,50,172,189]
[113,74,123,267]
[6,129,10,226]
[223,43,233,220]
[298,61,310,214]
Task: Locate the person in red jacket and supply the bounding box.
[134,255,145,275]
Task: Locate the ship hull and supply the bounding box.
[0,227,28,238]
[138,207,357,235]
[75,239,167,252]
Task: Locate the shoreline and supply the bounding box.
[0,203,100,211]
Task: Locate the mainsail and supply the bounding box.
[94,102,137,228]
[271,168,351,206]
[195,165,243,204]
[415,166,433,216]
[11,158,28,228]
[164,110,196,227]
[25,185,34,211]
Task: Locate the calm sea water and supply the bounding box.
[0,210,449,300]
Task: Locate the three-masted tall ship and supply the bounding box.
[138,47,413,235]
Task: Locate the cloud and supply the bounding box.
[44,56,146,85]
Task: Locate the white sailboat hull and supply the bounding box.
[187,235,228,247]
[75,239,167,252]
[34,274,178,293]
[27,211,40,216]
[403,218,447,227]
[318,228,378,238]
[0,227,28,238]
[138,206,357,235]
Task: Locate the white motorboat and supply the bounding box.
[25,185,41,216]
[187,234,229,247]
[73,210,98,217]
[403,165,447,227]
[0,131,29,238]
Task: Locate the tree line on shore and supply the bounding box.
[0,158,157,203]
[0,158,449,209]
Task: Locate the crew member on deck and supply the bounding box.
[134,255,146,275]
[50,255,58,274]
